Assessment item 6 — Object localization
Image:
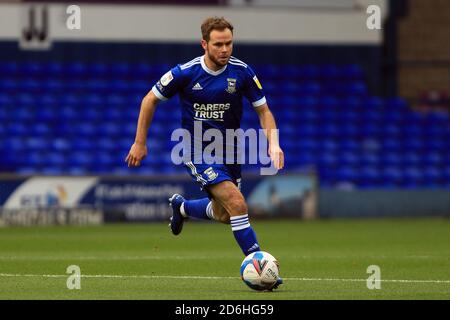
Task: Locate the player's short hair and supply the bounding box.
[201,17,234,42]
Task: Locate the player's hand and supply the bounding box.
[125,142,148,167]
[269,145,284,170]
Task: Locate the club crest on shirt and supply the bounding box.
[226,78,237,94]
[204,167,218,181]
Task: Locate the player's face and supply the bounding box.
[203,29,233,68]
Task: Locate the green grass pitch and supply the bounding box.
[0,218,449,299]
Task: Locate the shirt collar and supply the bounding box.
[201,55,227,76]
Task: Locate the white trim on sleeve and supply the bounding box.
[252,96,267,107]
[151,85,168,101]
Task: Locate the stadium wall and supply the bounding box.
[0,2,388,95]
[319,190,450,218]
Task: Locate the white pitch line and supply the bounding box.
[0,256,216,261]
[0,273,449,284]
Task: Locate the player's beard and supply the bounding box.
[206,48,230,68]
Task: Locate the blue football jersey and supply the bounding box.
[151,55,266,163]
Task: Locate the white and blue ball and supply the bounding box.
[240,251,280,291]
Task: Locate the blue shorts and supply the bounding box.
[184,162,241,191]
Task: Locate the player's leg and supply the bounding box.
[208,181,260,256]
[180,197,229,222]
[169,194,229,235]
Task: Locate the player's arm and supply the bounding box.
[125,90,160,167]
[254,103,284,170]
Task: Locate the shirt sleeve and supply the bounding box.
[242,66,267,108]
[151,65,183,101]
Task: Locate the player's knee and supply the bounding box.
[229,198,248,216]
[219,214,230,224]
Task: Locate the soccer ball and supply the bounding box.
[240,251,280,291]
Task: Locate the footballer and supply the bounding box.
[126,17,284,286]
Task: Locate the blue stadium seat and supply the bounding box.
[0,79,18,93]
[403,124,424,136]
[403,167,424,185]
[0,61,18,76]
[110,62,131,77]
[386,97,407,110]
[339,110,359,124]
[64,62,88,77]
[422,153,443,166]
[339,139,359,151]
[284,65,301,79]
[346,82,368,96]
[319,64,339,80]
[0,93,14,107]
[52,138,71,151]
[340,96,362,111]
[103,108,123,122]
[361,124,382,137]
[360,153,379,166]
[20,78,41,93]
[319,110,337,123]
[6,123,28,136]
[341,64,364,80]
[298,64,319,80]
[60,106,78,121]
[360,166,381,187]
[132,62,152,78]
[383,166,403,182]
[47,153,66,167]
[69,152,93,167]
[423,167,442,187]
[68,167,88,176]
[336,167,358,183]
[73,138,94,151]
[256,65,281,79]
[76,123,97,136]
[38,94,59,108]
[42,79,64,92]
[26,138,49,150]
[42,167,65,175]
[11,108,34,122]
[3,138,26,152]
[402,152,421,166]
[366,97,384,109]
[20,62,45,77]
[404,138,424,151]
[384,153,402,166]
[381,139,401,153]
[88,62,109,78]
[26,152,47,168]
[317,152,337,167]
[45,61,64,77]
[338,152,359,166]
[298,82,321,95]
[85,79,109,93]
[319,96,339,109]
[383,110,403,123]
[82,109,101,122]
[97,138,118,151]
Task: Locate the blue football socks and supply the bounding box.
[230,214,260,256]
[183,198,213,220]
